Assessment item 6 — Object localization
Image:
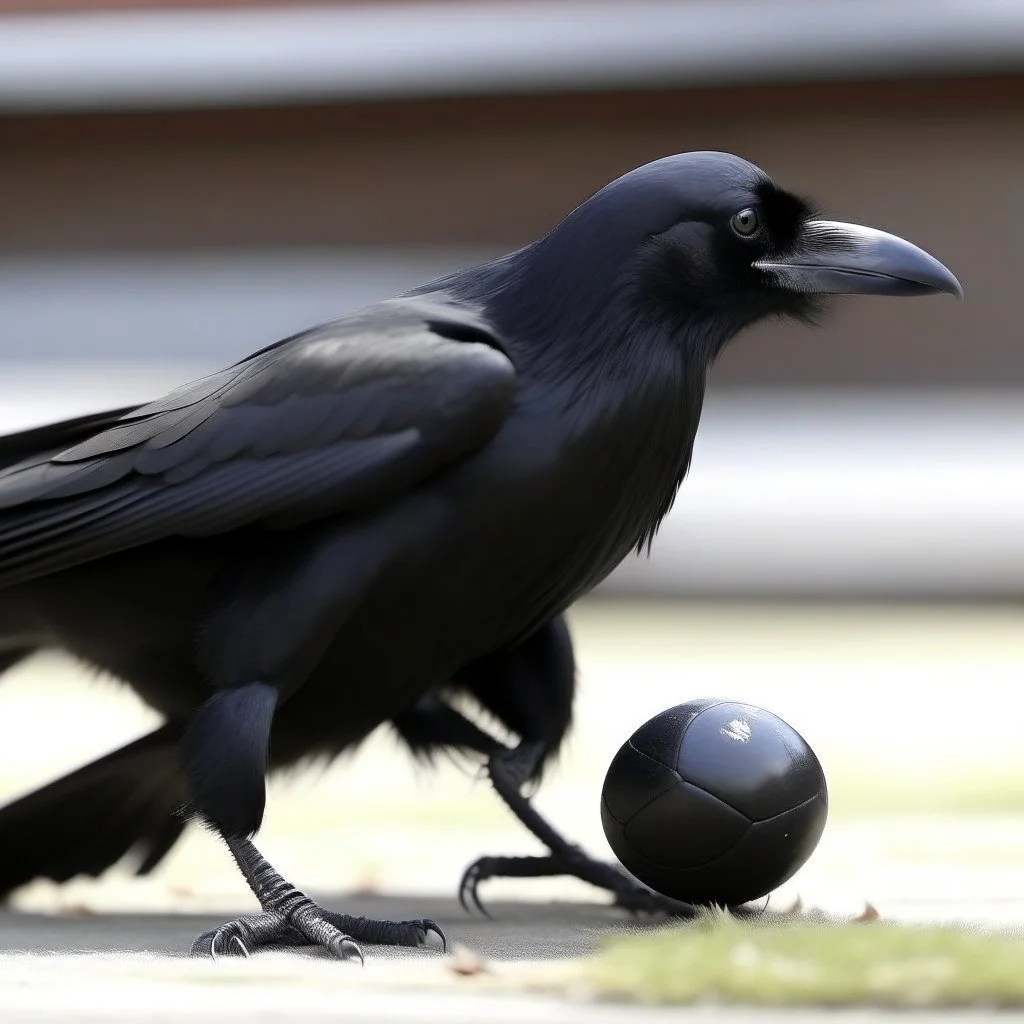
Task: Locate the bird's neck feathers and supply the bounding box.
[478,223,745,385]
[414,245,713,564]
[488,243,713,557]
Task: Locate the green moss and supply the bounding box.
[578,913,1024,1007]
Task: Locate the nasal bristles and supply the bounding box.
[755,180,820,251]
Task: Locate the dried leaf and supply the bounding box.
[449,944,490,976]
[855,901,880,923]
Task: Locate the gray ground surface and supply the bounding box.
[0,895,624,960]
[5,892,1024,960]
[2,897,1023,1023]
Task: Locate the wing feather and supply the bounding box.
[0,297,514,587]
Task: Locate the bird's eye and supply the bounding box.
[730,207,762,238]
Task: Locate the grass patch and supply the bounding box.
[576,913,1024,1008]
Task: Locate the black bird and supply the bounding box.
[0,152,960,959]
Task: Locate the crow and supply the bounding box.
[0,152,960,959]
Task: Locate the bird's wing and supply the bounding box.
[0,405,144,472]
[0,296,515,587]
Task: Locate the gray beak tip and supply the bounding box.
[758,220,964,302]
[924,262,964,302]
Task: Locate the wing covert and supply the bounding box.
[0,297,515,587]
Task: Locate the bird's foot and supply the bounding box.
[472,742,697,919]
[193,909,446,962]
[193,835,445,960]
[192,906,446,960]
[459,850,698,919]
[192,907,359,961]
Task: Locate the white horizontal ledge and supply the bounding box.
[607,391,1024,600]
[0,0,1022,113]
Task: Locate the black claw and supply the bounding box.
[457,865,477,915]
[190,929,217,959]
[457,876,472,915]
[210,930,227,962]
[327,936,364,964]
[422,919,447,952]
[192,929,215,958]
[460,866,491,919]
[471,884,491,919]
[198,925,255,961]
[466,872,493,921]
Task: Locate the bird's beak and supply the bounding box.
[754,220,963,299]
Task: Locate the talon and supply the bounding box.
[458,866,478,916]
[189,930,217,959]
[458,862,493,918]
[210,931,222,962]
[423,920,447,952]
[470,884,491,919]
[466,872,491,919]
[457,878,473,915]
[230,935,250,958]
[327,936,364,964]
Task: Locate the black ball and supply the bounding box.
[601,698,828,907]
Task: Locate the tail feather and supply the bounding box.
[0,723,187,901]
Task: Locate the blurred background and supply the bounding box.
[0,0,1021,925]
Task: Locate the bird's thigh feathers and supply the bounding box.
[180,682,278,838]
[447,614,576,778]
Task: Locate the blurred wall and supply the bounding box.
[0,75,1011,386]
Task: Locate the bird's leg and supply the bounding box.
[460,740,698,919]
[192,835,445,960]
[451,618,694,916]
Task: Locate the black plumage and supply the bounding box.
[0,152,960,956]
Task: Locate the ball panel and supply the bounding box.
[628,698,725,770]
[622,780,751,869]
[740,792,829,895]
[600,796,629,866]
[608,792,827,906]
[600,741,679,825]
[677,703,826,821]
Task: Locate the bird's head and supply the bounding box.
[517,151,962,361]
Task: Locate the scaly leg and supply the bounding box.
[192,836,445,960]
[459,741,699,918]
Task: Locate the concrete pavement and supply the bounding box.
[3,895,1024,1023]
